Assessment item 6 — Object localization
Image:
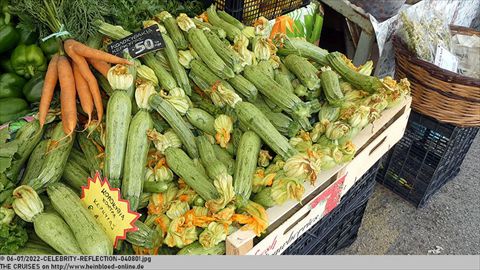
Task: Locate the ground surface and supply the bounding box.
[338,135,480,255]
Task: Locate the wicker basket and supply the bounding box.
[393,25,480,127]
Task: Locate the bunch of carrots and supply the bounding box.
[38,38,132,136]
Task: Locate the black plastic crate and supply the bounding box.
[377,110,479,208]
[282,162,380,255]
[215,0,311,25]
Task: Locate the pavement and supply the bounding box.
[338,135,480,255]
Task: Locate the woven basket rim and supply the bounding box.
[393,25,480,87]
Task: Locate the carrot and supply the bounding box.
[57,56,77,136]
[38,54,59,127]
[87,58,111,77]
[64,40,104,123]
[73,62,94,126]
[64,39,132,65]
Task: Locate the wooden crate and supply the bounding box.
[226,96,412,255]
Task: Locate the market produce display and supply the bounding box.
[0,1,410,256]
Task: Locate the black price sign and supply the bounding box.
[108,25,165,58]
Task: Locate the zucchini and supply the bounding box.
[163,34,191,95]
[77,132,103,174]
[321,67,345,106]
[274,70,294,93]
[186,108,216,136]
[47,183,113,255]
[190,92,223,116]
[149,94,199,159]
[62,159,89,193]
[143,180,168,193]
[277,38,329,66]
[192,18,227,39]
[227,74,258,102]
[104,90,132,188]
[156,11,189,50]
[284,54,320,90]
[196,136,229,182]
[257,60,275,79]
[68,148,91,173]
[17,242,60,255]
[212,144,235,175]
[6,120,43,183]
[235,102,298,160]
[122,109,152,210]
[206,5,241,41]
[234,131,261,204]
[217,10,244,30]
[25,122,75,191]
[126,220,162,249]
[164,147,219,201]
[21,140,48,185]
[151,111,170,133]
[203,29,243,74]
[177,241,225,255]
[187,28,234,79]
[143,53,178,91]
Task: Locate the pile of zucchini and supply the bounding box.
[1,4,410,255]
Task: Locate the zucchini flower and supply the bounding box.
[344,90,369,103]
[242,26,255,39]
[211,82,242,108]
[325,121,350,141]
[160,88,190,115]
[206,174,235,213]
[362,94,388,112]
[164,216,198,248]
[265,159,285,174]
[176,185,198,205]
[214,115,233,148]
[340,81,355,93]
[252,168,276,193]
[358,61,374,76]
[233,35,256,67]
[212,205,235,227]
[368,109,381,124]
[155,165,174,182]
[147,183,178,215]
[0,207,15,225]
[319,103,341,122]
[253,37,271,61]
[136,65,158,86]
[320,154,337,170]
[257,150,273,167]
[107,64,134,91]
[143,20,161,29]
[135,82,157,110]
[270,174,305,204]
[12,185,43,223]
[331,147,344,164]
[311,122,328,143]
[149,129,182,153]
[166,200,190,220]
[340,141,356,163]
[253,17,269,36]
[176,13,195,32]
[184,207,216,228]
[154,214,171,237]
[178,50,195,69]
[232,201,268,236]
[199,222,227,248]
[284,153,322,185]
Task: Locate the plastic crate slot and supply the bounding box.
[283,209,312,236]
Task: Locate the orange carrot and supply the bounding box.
[73,62,94,126]
[38,54,59,127]
[64,40,104,123]
[57,56,77,136]
[87,58,111,77]
[64,39,131,65]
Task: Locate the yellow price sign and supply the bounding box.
[81,172,140,247]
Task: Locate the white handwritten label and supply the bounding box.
[434,45,458,72]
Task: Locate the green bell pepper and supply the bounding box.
[22,72,45,103]
[0,57,14,73]
[0,97,29,124]
[0,73,27,99]
[0,1,19,54]
[40,38,60,59]
[10,44,47,79]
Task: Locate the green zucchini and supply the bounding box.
[177,241,225,255]
[6,120,44,183]
[164,147,219,201]
[186,108,216,136]
[143,54,178,91]
[203,29,243,73]
[126,220,162,249]
[196,136,229,182]
[68,148,91,172]
[21,140,48,185]
[17,242,60,255]
[62,159,89,193]
[157,11,189,50]
[34,212,84,254]
[217,10,244,30]
[77,132,103,174]
[206,5,241,41]
[149,94,199,159]
[122,109,152,211]
[104,90,132,188]
[163,34,191,95]
[25,122,75,191]
[212,144,235,175]
[143,180,168,193]
[47,183,113,255]
[234,131,261,204]
[228,74,258,102]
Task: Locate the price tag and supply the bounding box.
[81,172,140,248]
[434,45,459,72]
[108,24,165,58]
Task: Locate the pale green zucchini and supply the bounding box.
[234,131,261,203]
[163,34,191,95]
